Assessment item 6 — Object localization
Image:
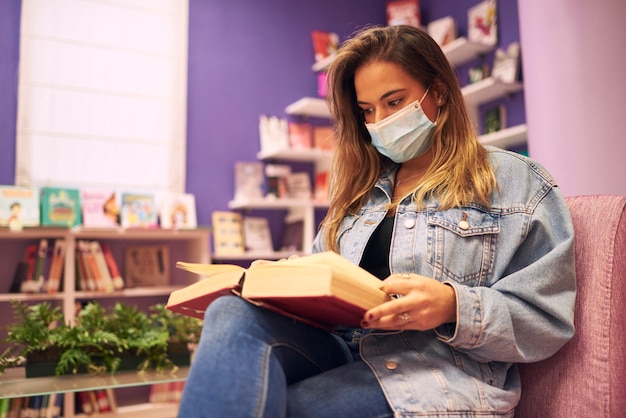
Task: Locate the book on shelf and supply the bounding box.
[288,122,313,150]
[279,218,304,252]
[483,104,507,135]
[46,238,67,293]
[120,192,158,229]
[20,238,48,293]
[167,251,390,329]
[468,0,498,46]
[258,115,289,154]
[286,172,312,199]
[243,216,274,253]
[81,189,120,228]
[40,187,82,228]
[386,0,421,28]
[264,164,291,199]
[150,381,185,403]
[427,16,456,48]
[311,30,339,64]
[212,211,245,256]
[159,192,198,229]
[124,245,170,287]
[100,242,125,290]
[0,185,40,230]
[76,240,112,292]
[314,171,329,202]
[313,126,336,151]
[491,42,521,84]
[234,161,265,201]
[89,240,117,292]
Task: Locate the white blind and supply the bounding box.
[16,0,189,195]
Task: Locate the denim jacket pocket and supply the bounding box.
[427,208,500,286]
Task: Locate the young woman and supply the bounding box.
[178,25,575,418]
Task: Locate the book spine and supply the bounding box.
[46,239,66,294]
[23,239,47,293]
[89,241,115,292]
[100,242,125,290]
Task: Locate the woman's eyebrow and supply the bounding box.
[357,89,406,106]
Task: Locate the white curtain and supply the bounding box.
[16,0,189,196]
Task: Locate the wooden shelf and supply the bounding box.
[462,77,523,106]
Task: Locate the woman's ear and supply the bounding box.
[431,78,448,106]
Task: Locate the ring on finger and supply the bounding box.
[395,273,412,279]
[398,312,412,324]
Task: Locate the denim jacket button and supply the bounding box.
[385,360,398,370]
[403,219,416,229]
[458,220,469,230]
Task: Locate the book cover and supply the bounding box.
[387,0,421,28]
[242,216,274,253]
[40,187,82,228]
[279,218,304,252]
[492,42,521,83]
[0,185,40,229]
[427,16,456,47]
[120,192,158,229]
[212,211,245,256]
[159,192,197,229]
[288,122,313,150]
[81,189,120,228]
[234,162,264,202]
[286,172,312,199]
[167,251,390,329]
[124,245,170,287]
[258,115,290,155]
[264,164,291,199]
[311,30,339,63]
[468,0,498,46]
[483,104,507,134]
[312,126,336,151]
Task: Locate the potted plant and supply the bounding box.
[0,300,203,377]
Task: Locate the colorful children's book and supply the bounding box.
[120,193,158,229]
[0,185,40,229]
[311,30,339,64]
[212,211,245,256]
[468,0,498,46]
[40,187,82,228]
[81,189,120,228]
[386,0,421,28]
[159,193,197,229]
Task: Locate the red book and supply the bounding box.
[167,252,390,329]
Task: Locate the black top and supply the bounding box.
[359,216,394,280]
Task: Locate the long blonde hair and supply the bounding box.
[321,25,496,252]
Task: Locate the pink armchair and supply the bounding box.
[516,195,626,417]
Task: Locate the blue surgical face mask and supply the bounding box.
[365,87,436,163]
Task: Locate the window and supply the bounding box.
[16,0,189,196]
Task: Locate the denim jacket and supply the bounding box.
[312,147,576,417]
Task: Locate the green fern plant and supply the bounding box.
[1,300,201,376]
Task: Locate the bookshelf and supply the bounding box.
[0,227,210,417]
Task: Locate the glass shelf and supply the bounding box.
[0,366,189,399]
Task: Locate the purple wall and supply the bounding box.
[0,0,524,229]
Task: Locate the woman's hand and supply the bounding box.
[249,254,300,268]
[361,273,457,330]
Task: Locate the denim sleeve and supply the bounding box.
[434,187,576,364]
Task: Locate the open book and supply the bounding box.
[166,251,390,329]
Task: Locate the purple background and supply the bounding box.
[0,0,523,235]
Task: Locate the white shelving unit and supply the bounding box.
[284,97,330,118]
[0,227,210,417]
[441,36,494,67]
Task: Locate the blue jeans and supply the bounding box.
[178,296,393,418]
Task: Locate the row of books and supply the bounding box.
[258,116,335,156]
[212,211,303,257]
[0,394,62,418]
[149,381,185,403]
[10,238,173,294]
[76,389,116,415]
[234,162,329,203]
[0,186,197,231]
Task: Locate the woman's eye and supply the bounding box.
[389,99,402,107]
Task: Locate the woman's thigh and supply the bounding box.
[287,360,393,418]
